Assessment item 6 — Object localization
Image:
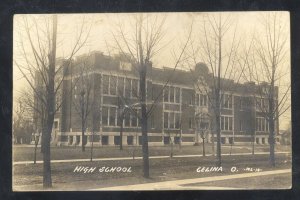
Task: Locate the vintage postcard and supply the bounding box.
[12,11,291,191]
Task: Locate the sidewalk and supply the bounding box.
[13,151,291,165]
[90,169,291,190]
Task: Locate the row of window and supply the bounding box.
[102,106,140,127]
[221,117,269,132]
[71,75,272,112]
[100,75,271,113]
[190,93,231,109]
[163,112,181,129]
[195,93,208,107]
[256,117,269,132]
[220,116,233,131]
[256,98,269,111]
[163,86,181,103]
[102,75,139,98]
[222,94,233,109]
[94,107,272,132]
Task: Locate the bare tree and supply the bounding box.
[72,56,94,152]
[13,96,34,145]
[109,13,192,178]
[244,12,290,167]
[185,13,244,167]
[17,87,46,162]
[14,14,91,188]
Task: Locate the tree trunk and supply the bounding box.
[252,133,255,155]
[43,123,52,188]
[215,101,222,166]
[179,127,182,150]
[81,96,85,152]
[120,116,124,150]
[269,118,275,167]
[202,138,205,157]
[216,22,222,167]
[81,128,85,152]
[269,68,276,167]
[42,14,57,188]
[170,136,173,158]
[90,133,94,162]
[140,63,150,178]
[33,133,38,164]
[211,129,215,156]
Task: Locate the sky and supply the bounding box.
[13,11,291,130]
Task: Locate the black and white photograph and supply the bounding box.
[12,11,291,191]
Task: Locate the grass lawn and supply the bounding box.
[13,143,291,162]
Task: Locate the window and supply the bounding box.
[138,136,143,145]
[222,94,232,109]
[103,75,118,96]
[175,88,180,103]
[225,117,229,130]
[109,107,116,126]
[256,98,269,111]
[189,93,194,105]
[164,136,170,145]
[102,106,118,127]
[152,86,156,100]
[125,78,131,98]
[151,115,155,129]
[240,98,244,110]
[175,113,180,129]
[170,87,174,103]
[118,77,125,96]
[101,136,108,145]
[256,117,269,132]
[164,112,169,129]
[131,113,137,127]
[164,86,180,103]
[240,120,244,131]
[196,93,208,107]
[164,87,169,102]
[169,112,175,129]
[110,76,117,95]
[103,75,109,94]
[174,137,181,144]
[127,136,134,145]
[256,98,263,111]
[164,112,180,129]
[132,79,139,98]
[189,117,193,129]
[137,109,141,127]
[125,112,130,127]
[114,136,120,145]
[102,107,108,126]
[220,116,233,131]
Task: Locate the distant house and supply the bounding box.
[279,129,291,145]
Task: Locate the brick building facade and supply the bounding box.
[35,51,279,146]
